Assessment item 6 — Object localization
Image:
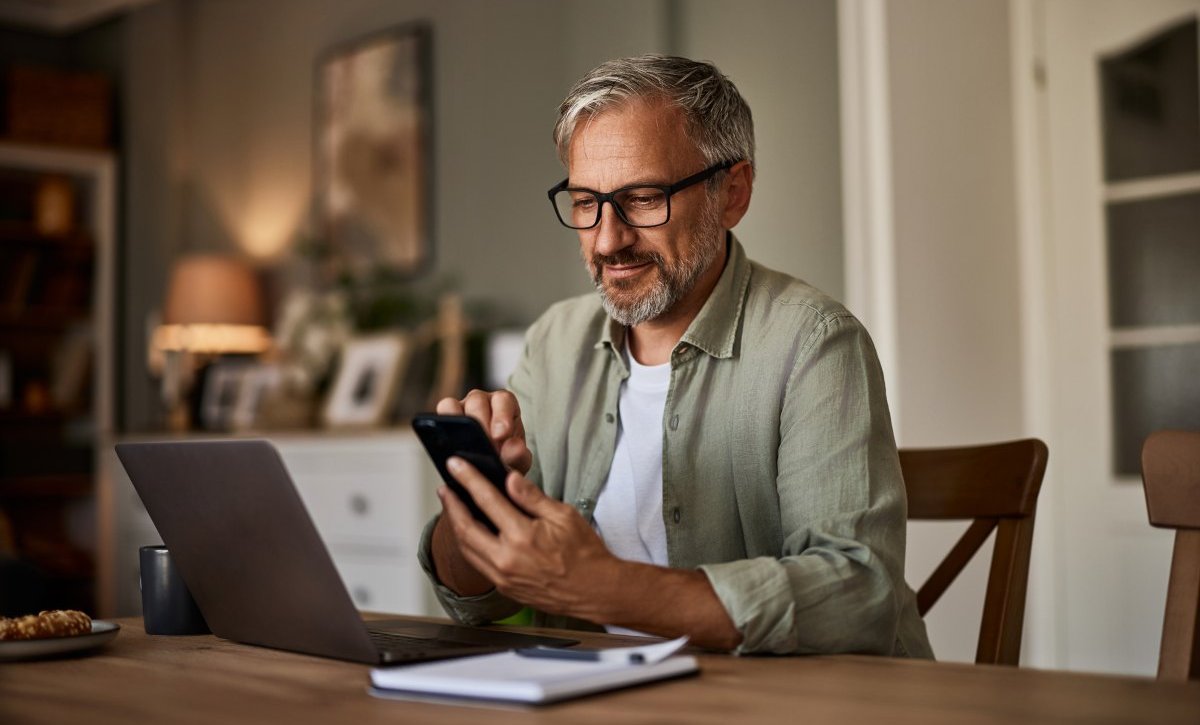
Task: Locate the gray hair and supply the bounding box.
[553,54,755,174]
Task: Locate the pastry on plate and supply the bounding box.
[0,610,92,640]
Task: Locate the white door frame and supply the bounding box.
[837,0,903,441]
[1007,0,1064,669]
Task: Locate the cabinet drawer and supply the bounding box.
[279,440,426,544]
[332,557,427,616]
[290,474,422,545]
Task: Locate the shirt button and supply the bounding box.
[605,412,615,423]
[672,507,681,524]
[576,498,592,511]
[669,414,679,431]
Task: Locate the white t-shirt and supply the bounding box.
[592,346,671,635]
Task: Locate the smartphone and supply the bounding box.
[411,414,518,534]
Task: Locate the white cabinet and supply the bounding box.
[100,431,440,618]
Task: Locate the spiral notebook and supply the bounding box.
[368,636,698,706]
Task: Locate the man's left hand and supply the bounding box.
[439,457,621,620]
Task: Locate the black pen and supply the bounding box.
[514,646,646,664]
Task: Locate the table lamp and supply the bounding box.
[151,254,271,430]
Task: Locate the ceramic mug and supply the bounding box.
[139,545,209,636]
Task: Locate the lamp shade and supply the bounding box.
[163,255,264,326]
[157,255,270,354]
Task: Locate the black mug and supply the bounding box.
[139,545,209,635]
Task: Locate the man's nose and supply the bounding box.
[593,201,633,256]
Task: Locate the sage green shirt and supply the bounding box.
[419,236,933,658]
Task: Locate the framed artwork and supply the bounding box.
[200,361,250,431]
[229,363,284,431]
[316,23,432,276]
[324,334,412,428]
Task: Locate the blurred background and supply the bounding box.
[0,0,1196,678]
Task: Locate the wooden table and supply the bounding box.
[3,617,1199,724]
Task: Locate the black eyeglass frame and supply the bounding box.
[547,159,738,230]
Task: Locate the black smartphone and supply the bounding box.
[411,414,518,534]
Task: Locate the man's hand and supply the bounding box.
[436,390,532,475]
[438,457,619,619]
[439,457,743,650]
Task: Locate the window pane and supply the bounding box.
[1106,192,1200,327]
[1100,19,1200,181]
[1111,343,1200,476]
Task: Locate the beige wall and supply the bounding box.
[888,0,1024,448]
[119,0,667,430]
[118,0,843,430]
[878,0,1027,667]
[678,0,845,297]
[882,0,1026,664]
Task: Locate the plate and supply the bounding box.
[0,620,121,662]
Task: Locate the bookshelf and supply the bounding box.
[0,141,115,615]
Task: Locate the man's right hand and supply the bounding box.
[435,389,532,475]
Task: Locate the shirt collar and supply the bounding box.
[595,232,752,360]
[679,232,751,359]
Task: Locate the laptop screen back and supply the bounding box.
[116,440,379,663]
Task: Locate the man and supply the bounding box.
[419,55,933,657]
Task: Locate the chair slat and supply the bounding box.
[1157,528,1200,681]
[977,516,1036,665]
[916,518,997,617]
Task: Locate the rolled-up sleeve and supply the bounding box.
[416,513,522,625]
[699,314,907,655]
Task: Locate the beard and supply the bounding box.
[588,194,724,327]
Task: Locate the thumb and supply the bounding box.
[506,472,557,517]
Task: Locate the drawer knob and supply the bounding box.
[349,494,370,516]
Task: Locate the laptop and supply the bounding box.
[115,439,577,665]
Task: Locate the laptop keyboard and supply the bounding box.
[368,630,494,663]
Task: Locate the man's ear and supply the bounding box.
[720,160,754,229]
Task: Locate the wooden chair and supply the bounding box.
[900,439,1048,666]
[1140,430,1200,681]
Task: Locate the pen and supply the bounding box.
[514,646,646,664]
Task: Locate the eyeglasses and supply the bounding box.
[547,160,736,230]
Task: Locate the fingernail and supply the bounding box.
[447,457,463,472]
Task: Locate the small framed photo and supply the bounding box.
[201,361,250,431]
[324,334,411,428]
[229,363,284,431]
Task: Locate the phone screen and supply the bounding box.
[411,414,517,534]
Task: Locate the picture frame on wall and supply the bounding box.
[324,333,412,428]
[316,22,432,277]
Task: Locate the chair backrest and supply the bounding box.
[900,438,1048,666]
[1140,430,1200,682]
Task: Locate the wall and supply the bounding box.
[879,0,1028,664]
[121,0,185,434]
[116,0,845,431]
[677,0,845,297]
[118,0,665,431]
[888,0,1024,448]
